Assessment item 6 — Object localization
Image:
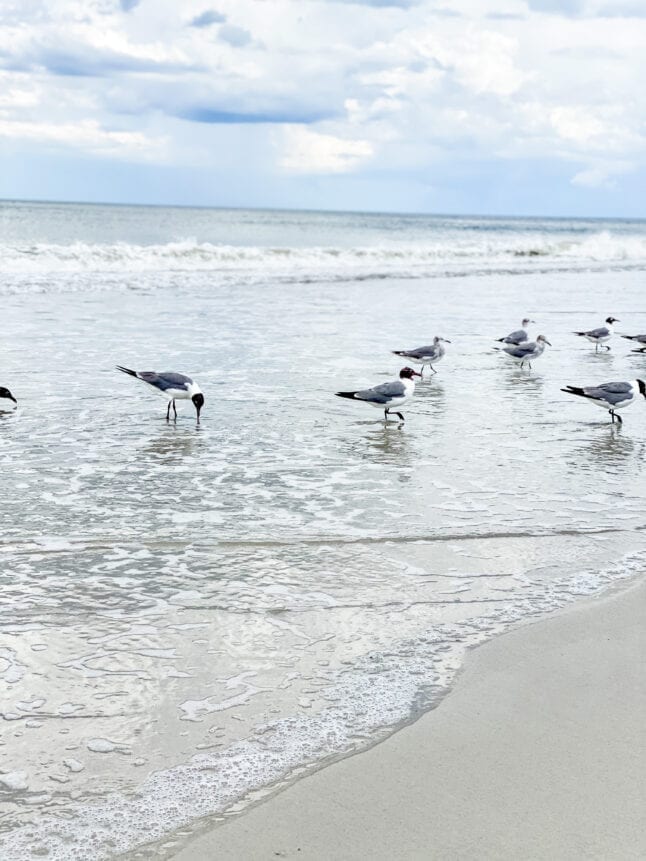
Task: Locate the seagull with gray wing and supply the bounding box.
[335,367,421,422]
[117,366,204,421]
[621,334,646,353]
[496,335,551,370]
[573,317,619,351]
[561,380,646,424]
[392,336,450,375]
[496,318,535,345]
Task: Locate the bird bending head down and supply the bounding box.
[192,393,204,422]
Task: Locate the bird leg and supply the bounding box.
[429,365,437,374]
[172,399,177,419]
[166,400,172,421]
[610,410,622,424]
[605,345,611,351]
[395,412,405,422]
[384,408,389,421]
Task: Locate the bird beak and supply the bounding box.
[412,370,422,377]
[544,339,552,346]
[444,339,452,343]
[195,405,202,423]
[9,395,17,404]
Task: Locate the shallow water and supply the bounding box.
[1,202,646,858]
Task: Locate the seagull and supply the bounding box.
[335,367,421,422]
[392,336,450,375]
[0,387,17,406]
[573,317,619,351]
[496,335,551,370]
[496,318,535,345]
[116,366,204,421]
[621,334,646,353]
[561,380,646,424]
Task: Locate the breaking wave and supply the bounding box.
[2,231,646,274]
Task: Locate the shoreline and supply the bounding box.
[169,577,646,860]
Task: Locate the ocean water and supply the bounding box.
[1,201,646,859]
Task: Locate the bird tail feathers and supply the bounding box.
[561,386,589,398]
[116,365,138,378]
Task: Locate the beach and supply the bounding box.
[2,202,646,858]
[172,578,646,860]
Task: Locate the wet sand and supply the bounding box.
[171,579,646,860]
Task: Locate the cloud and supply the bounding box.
[571,161,632,188]
[218,24,253,47]
[190,9,227,28]
[0,116,166,160]
[1,0,646,212]
[279,127,373,173]
[176,106,332,124]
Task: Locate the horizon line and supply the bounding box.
[1,195,643,224]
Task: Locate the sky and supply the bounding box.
[0,0,645,216]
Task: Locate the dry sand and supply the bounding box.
[171,579,646,860]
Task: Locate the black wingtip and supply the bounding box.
[392,351,405,357]
[561,386,585,396]
[335,391,357,399]
[116,365,137,377]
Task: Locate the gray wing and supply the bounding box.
[504,341,537,358]
[586,382,632,403]
[624,334,646,344]
[504,329,527,344]
[355,380,406,403]
[586,326,610,338]
[138,371,192,391]
[399,345,436,359]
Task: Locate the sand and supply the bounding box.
[171,580,646,860]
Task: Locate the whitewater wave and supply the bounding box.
[2,231,646,274]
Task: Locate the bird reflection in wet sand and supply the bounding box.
[143,428,200,463]
[568,429,645,477]
[502,370,544,405]
[345,423,415,469]
[412,378,446,416]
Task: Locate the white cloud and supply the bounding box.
[571,160,632,188]
[0,116,166,160]
[279,127,373,173]
[0,0,645,205]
